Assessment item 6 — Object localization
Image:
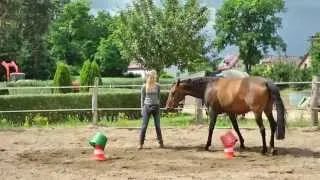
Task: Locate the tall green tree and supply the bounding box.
[51,0,71,20]
[0,0,22,60]
[1,0,67,80]
[48,0,93,66]
[83,11,114,61]
[310,32,320,75]
[114,0,210,75]
[214,0,287,73]
[94,38,128,76]
[17,0,54,79]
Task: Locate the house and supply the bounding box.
[126,61,148,78]
[260,55,302,66]
[217,54,241,71]
[297,53,312,69]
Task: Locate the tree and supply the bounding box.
[50,0,71,20]
[114,0,210,76]
[48,0,93,66]
[310,32,320,75]
[1,0,67,80]
[88,11,114,60]
[94,38,129,76]
[17,0,54,79]
[214,0,287,73]
[0,0,22,60]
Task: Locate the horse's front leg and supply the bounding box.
[205,107,218,151]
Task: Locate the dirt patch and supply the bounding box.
[1,126,320,180]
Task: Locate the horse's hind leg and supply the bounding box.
[264,109,277,155]
[254,112,267,154]
[205,107,218,151]
[228,113,245,149]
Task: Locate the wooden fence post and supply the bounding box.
[310,75,320,127]
[92,77,99,125]
[195,98,203,122]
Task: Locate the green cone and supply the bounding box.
[89,132,108,149]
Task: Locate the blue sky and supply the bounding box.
[90,0,320,57]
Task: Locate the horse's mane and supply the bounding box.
[180,77,217,88]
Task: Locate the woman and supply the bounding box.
[139,70,164,149]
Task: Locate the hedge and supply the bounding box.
[0,91,169,124]
[2,78,174,95]
[101,78,175,87]
[5,78,175,87]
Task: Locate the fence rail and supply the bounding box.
[0,78,319,127]
[0,81,316,90]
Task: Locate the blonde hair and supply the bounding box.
[146,70,157,92]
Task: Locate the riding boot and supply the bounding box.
[138,134,145,149]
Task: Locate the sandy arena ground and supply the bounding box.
[1,125,320,180]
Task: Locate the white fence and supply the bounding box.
[0,77,319,126]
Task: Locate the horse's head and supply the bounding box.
[165,79,189,111]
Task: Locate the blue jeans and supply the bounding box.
[140,104,163,145]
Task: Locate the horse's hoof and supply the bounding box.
[240,145,246,150]
[204,146,210,151]
[261,148,268,155]
[271,149,278,156]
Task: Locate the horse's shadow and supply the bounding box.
[164,145,213,152]
[164,145,320,158]
[244,146,320,158]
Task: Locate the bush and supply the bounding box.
[80,60,102,92]
[160,71,174,78]
[252,62,312,89]
[91,60,102,84]
[80,60,91,91]
[53,62,72,93]
[251,64,272,79]
[0,91,169,124]
[289,67,312,90]
[269,62,296,83]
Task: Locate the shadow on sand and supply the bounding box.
[163,145,320,158]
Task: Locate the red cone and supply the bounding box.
[224,147,235,159]
[220,131,237,148]
[220,131,238,159]
[93,145,107,161]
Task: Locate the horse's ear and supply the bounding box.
[177,79,180,86]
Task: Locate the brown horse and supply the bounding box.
[165,76,286,155]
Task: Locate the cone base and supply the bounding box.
[224,147,235,159]
[224,152,235,159]
[93,154,107,161]
[92,145,107,161]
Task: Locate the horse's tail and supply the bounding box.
[266,81,287,140]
